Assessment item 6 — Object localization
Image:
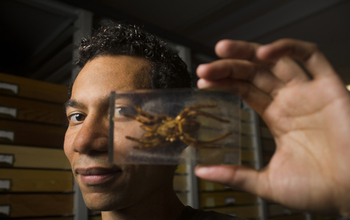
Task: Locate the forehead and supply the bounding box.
[71,55,151,100]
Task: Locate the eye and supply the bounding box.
[68,113,86,124]
[114,106,138,118]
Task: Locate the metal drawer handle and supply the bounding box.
[0,179,11,190]
[225,197,236,205]
[0,82,18,94]
[0,154,14,166]
[0,205,11,216]
[0,106,17,118]
[0,130,14,141]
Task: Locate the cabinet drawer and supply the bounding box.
[0,95,67,125]
[0,193,73,217]
[18,218,73,220]
[204,205,259,219]
[263,150,274,165]
[199,191,258,207]
[241,149,255,162]
[173,175,187,191]
[267,203,305,217]
[0,73,68,103]
[176,192,188,205]
[198,179,226,191]
[0,120,66,148]
[241,162,256,169]
[241,136,253,148]
[261,139,276,151]
[313,214,339,220]
[0,145,70,169]
[270,214,307,220]
[241,122,254,135]
[241,109,252,122]
[175,164,187,174]
[260,126,273,139]
[0,168,72,191]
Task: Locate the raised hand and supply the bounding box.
[195,39,350,216]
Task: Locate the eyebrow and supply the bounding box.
[63,94,142,114]
[64,99,85,111]
[114,93,142,106]
[64,96,111,111]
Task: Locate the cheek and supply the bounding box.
[113,121,146,162]
[63,129,75,164]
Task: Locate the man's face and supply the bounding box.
[64,55,175,211]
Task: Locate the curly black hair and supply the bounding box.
[68,21,193,98]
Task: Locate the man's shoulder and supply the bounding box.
[177,206,246,220]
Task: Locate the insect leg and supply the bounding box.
[187,110,231,122]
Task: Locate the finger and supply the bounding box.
[197,60,285,98]
[215,39,261,62]
[270,57,311,85]
[197,78,272,115]
[257,39,337,79]
[197,59,257,81]
[251,68,285,97]
[214,40,310,86]
[195,165,266,197]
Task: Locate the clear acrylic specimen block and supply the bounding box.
[108,89,241,165]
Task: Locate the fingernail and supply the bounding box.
[258,44,270,51]
[197,64,207,72]
[195,166,210,175]
[196,64,208,77]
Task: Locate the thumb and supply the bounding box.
[195,165,265,195]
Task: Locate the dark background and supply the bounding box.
[1,0,349,87]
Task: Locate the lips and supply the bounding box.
[75,167,122,186]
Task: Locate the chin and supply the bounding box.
[83,192,125,211]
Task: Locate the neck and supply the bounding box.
[101,184,185,220]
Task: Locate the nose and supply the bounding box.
[72,115,109,155]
